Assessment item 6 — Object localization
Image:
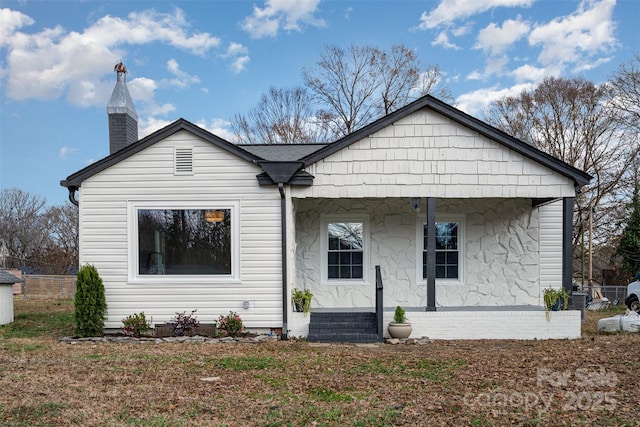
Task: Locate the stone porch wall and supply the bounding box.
[294,197,540,309]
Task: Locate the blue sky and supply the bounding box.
[1,0,638,205]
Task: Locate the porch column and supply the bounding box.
[562,197,574,294]
[426,197,436,311]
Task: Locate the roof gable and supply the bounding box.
[300,95,592,189]
[61,118,261,188]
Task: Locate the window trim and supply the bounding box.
[320,215,370,285]
[127,200,240,284]
[416,214,465,285]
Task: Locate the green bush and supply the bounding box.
[218,311,244,337]
[74,265,107,337]
[122,312,151,337]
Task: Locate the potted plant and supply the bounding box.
[292,288,313,315]
[388,305,412,339]
[543,287,569,320]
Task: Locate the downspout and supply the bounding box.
[278,182,289,340]
[68,186,79,207]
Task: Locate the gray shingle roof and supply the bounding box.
[0,269,20,284]
[241,144,328,161]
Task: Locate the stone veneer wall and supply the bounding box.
[294,197,540,309]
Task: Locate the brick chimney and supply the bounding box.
[107,62,138,154]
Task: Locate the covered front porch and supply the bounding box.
[286,196,581,340]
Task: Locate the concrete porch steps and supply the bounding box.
[307,312,381,343]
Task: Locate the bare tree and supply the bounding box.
[608,54,640,133]
[303,43,451,138]
[485,77,639,268]
[0,188,49,269]
[303,44,382,137]
[39,203,79,274]
[232,86,329,144]
[233,43,450,143]
[375,44,420,115]
[0,188,79,273]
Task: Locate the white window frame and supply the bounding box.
[416,214,465,285]
[127,200,240,284]
[320,214,370,285]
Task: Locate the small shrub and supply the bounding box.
[74,265,107,337]
[122,312,151,337]
[171,309,199,336]
[393,306,407,323]
[218,311,244,337]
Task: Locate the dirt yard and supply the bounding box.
[0,300,638,426]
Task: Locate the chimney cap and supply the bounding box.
[107,62,137,119]
[114,61,127,73]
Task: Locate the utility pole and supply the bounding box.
[588,206,593,294]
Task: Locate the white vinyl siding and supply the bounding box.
[538,199,563,294]
[78,130,282,329]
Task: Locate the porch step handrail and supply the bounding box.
[375,265,383,340]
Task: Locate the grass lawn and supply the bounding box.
[0,299,638,426]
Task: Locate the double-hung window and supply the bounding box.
[129,201,239,282]
[322,216,368,283]
[421,216,464,281]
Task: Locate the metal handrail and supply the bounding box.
[375,265,383,340]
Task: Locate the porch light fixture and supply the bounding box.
[204,210,225,223]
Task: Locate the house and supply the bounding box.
[61,66,591,340]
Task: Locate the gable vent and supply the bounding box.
[174,148,193,175]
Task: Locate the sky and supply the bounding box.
[1,0,638,206]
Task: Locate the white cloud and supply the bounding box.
[67,79,113,107]
[138,117,174,139]
[225,42,248,57]
[431,31,461,50]
[475,17,530,56]
[466,70,483,80]
[344,7,353,21]
[58,145,77,160]
[230,56,250,74]
[484,56,509,77]
[138,116,233,141]
[195,118,235,141]
[456,83,535,115]
[222,42,250,73]
[1,8,219,102]
[127,77,156,102]
[451,24,472,37]
[166,59,201,88]
[509,64,555,83]
[0,8,34,47]
[528,0,617,69]
[240,0,325,39]
[417,0,535,29]
[128,76,176,117]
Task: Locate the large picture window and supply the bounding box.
[138,209,231,275]
[422,218,463,281]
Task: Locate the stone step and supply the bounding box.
[307,332,380,343]
[308,312,380,342]
[310,312,377,322]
